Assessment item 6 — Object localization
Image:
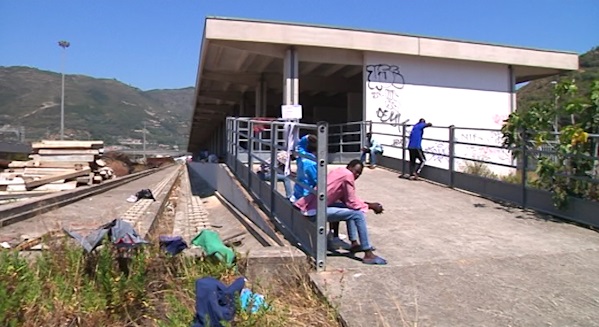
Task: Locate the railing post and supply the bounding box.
[225,118,230,164]
[449,125,455,188]
[269,123,278,212]
[339,125,344,154]
[521,131,528,208]
[248,121,254,191]
[401,124,407,175]
[316,121,328,272]
[233,119,239,173]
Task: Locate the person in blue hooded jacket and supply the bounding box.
[291,134,318,202]
[407,118,432,180]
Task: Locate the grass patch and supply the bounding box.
[0,239,340,326]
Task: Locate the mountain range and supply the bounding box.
[0,66,194,149]
[516,46,598,109]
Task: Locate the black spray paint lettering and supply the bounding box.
[376,108,403,127]
[424,142,450,164]
[366,64,405,90]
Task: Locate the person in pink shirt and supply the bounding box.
[294,159,387,265]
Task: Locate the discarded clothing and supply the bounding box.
[240,288,268,313]
[208,154,219,163]
[127,188,156,203]
[191,230,235,266]
[284,122,299,176]
[198,151,209,161]
[64,218,148,253]
[191,277,245,327]
[159,235,188,255]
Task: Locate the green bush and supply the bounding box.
[461,161,498,179]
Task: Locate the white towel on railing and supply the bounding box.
[284,121,299,176]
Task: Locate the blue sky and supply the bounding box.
[1,0,597,90]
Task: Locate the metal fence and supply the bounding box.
[218,117,599,271]
[327,121,368,163]
[225,117,329,271]
[368,120,599,227]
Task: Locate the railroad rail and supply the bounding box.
[0,165,173,228]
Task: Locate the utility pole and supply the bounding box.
[58,40,70,140]
[143,121,147,161]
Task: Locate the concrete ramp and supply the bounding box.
[187,162,285,245]
[311,167,599,327]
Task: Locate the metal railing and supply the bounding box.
[225,117,329,271]
[368,120,599,226]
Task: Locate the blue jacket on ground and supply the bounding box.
[191,277,246,327]
[408,122,428,149]
[293,135,317,200]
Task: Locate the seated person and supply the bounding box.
[361,133,383,168]
[294,159,387,265]
[291,134,318,202]
[257,150,293,199]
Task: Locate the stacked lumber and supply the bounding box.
[0,140,116,195]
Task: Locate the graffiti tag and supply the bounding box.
[366,64,405,90]
[424,142,450,164]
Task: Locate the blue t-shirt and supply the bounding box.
[408,122,427,149]
[293,135,317,200]
[293,152,317,200]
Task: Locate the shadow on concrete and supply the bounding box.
[187,166,216,198]
[474,198,599,233]
[327,249,364,263]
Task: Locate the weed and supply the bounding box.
[0,239,339,326]
[461,161,498,179]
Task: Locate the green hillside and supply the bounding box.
[0,66,194,148]
[517,46,599,108]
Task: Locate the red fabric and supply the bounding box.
[252,117,276,133]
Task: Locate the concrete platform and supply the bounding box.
[0,166,179,245]
[310,167,599,327]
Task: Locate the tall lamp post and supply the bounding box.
[58,40,70,140]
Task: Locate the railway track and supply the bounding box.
[0,166,170,228]
[0,165,182,248]
[0,163,281,256]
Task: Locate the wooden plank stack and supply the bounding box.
[0,140,116,195]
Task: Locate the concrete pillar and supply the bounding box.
[347,92,362,122]
[239,93,246,117]
[508,65,516,112]
[283,48,299,106]
[255,77,267,117]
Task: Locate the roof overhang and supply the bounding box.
[188,17,579,152]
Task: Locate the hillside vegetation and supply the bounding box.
[0,66,194,148]
[517,46,599,108]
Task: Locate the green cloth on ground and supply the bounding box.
[191,230,235,266]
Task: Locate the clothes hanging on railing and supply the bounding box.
[284,121,299,176]
[252,117,276,134]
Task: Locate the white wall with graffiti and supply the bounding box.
[363,52,514,175]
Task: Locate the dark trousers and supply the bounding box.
[409,148,426,175]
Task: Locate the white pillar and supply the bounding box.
[508,65,516,112]
[283,48,299,106]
